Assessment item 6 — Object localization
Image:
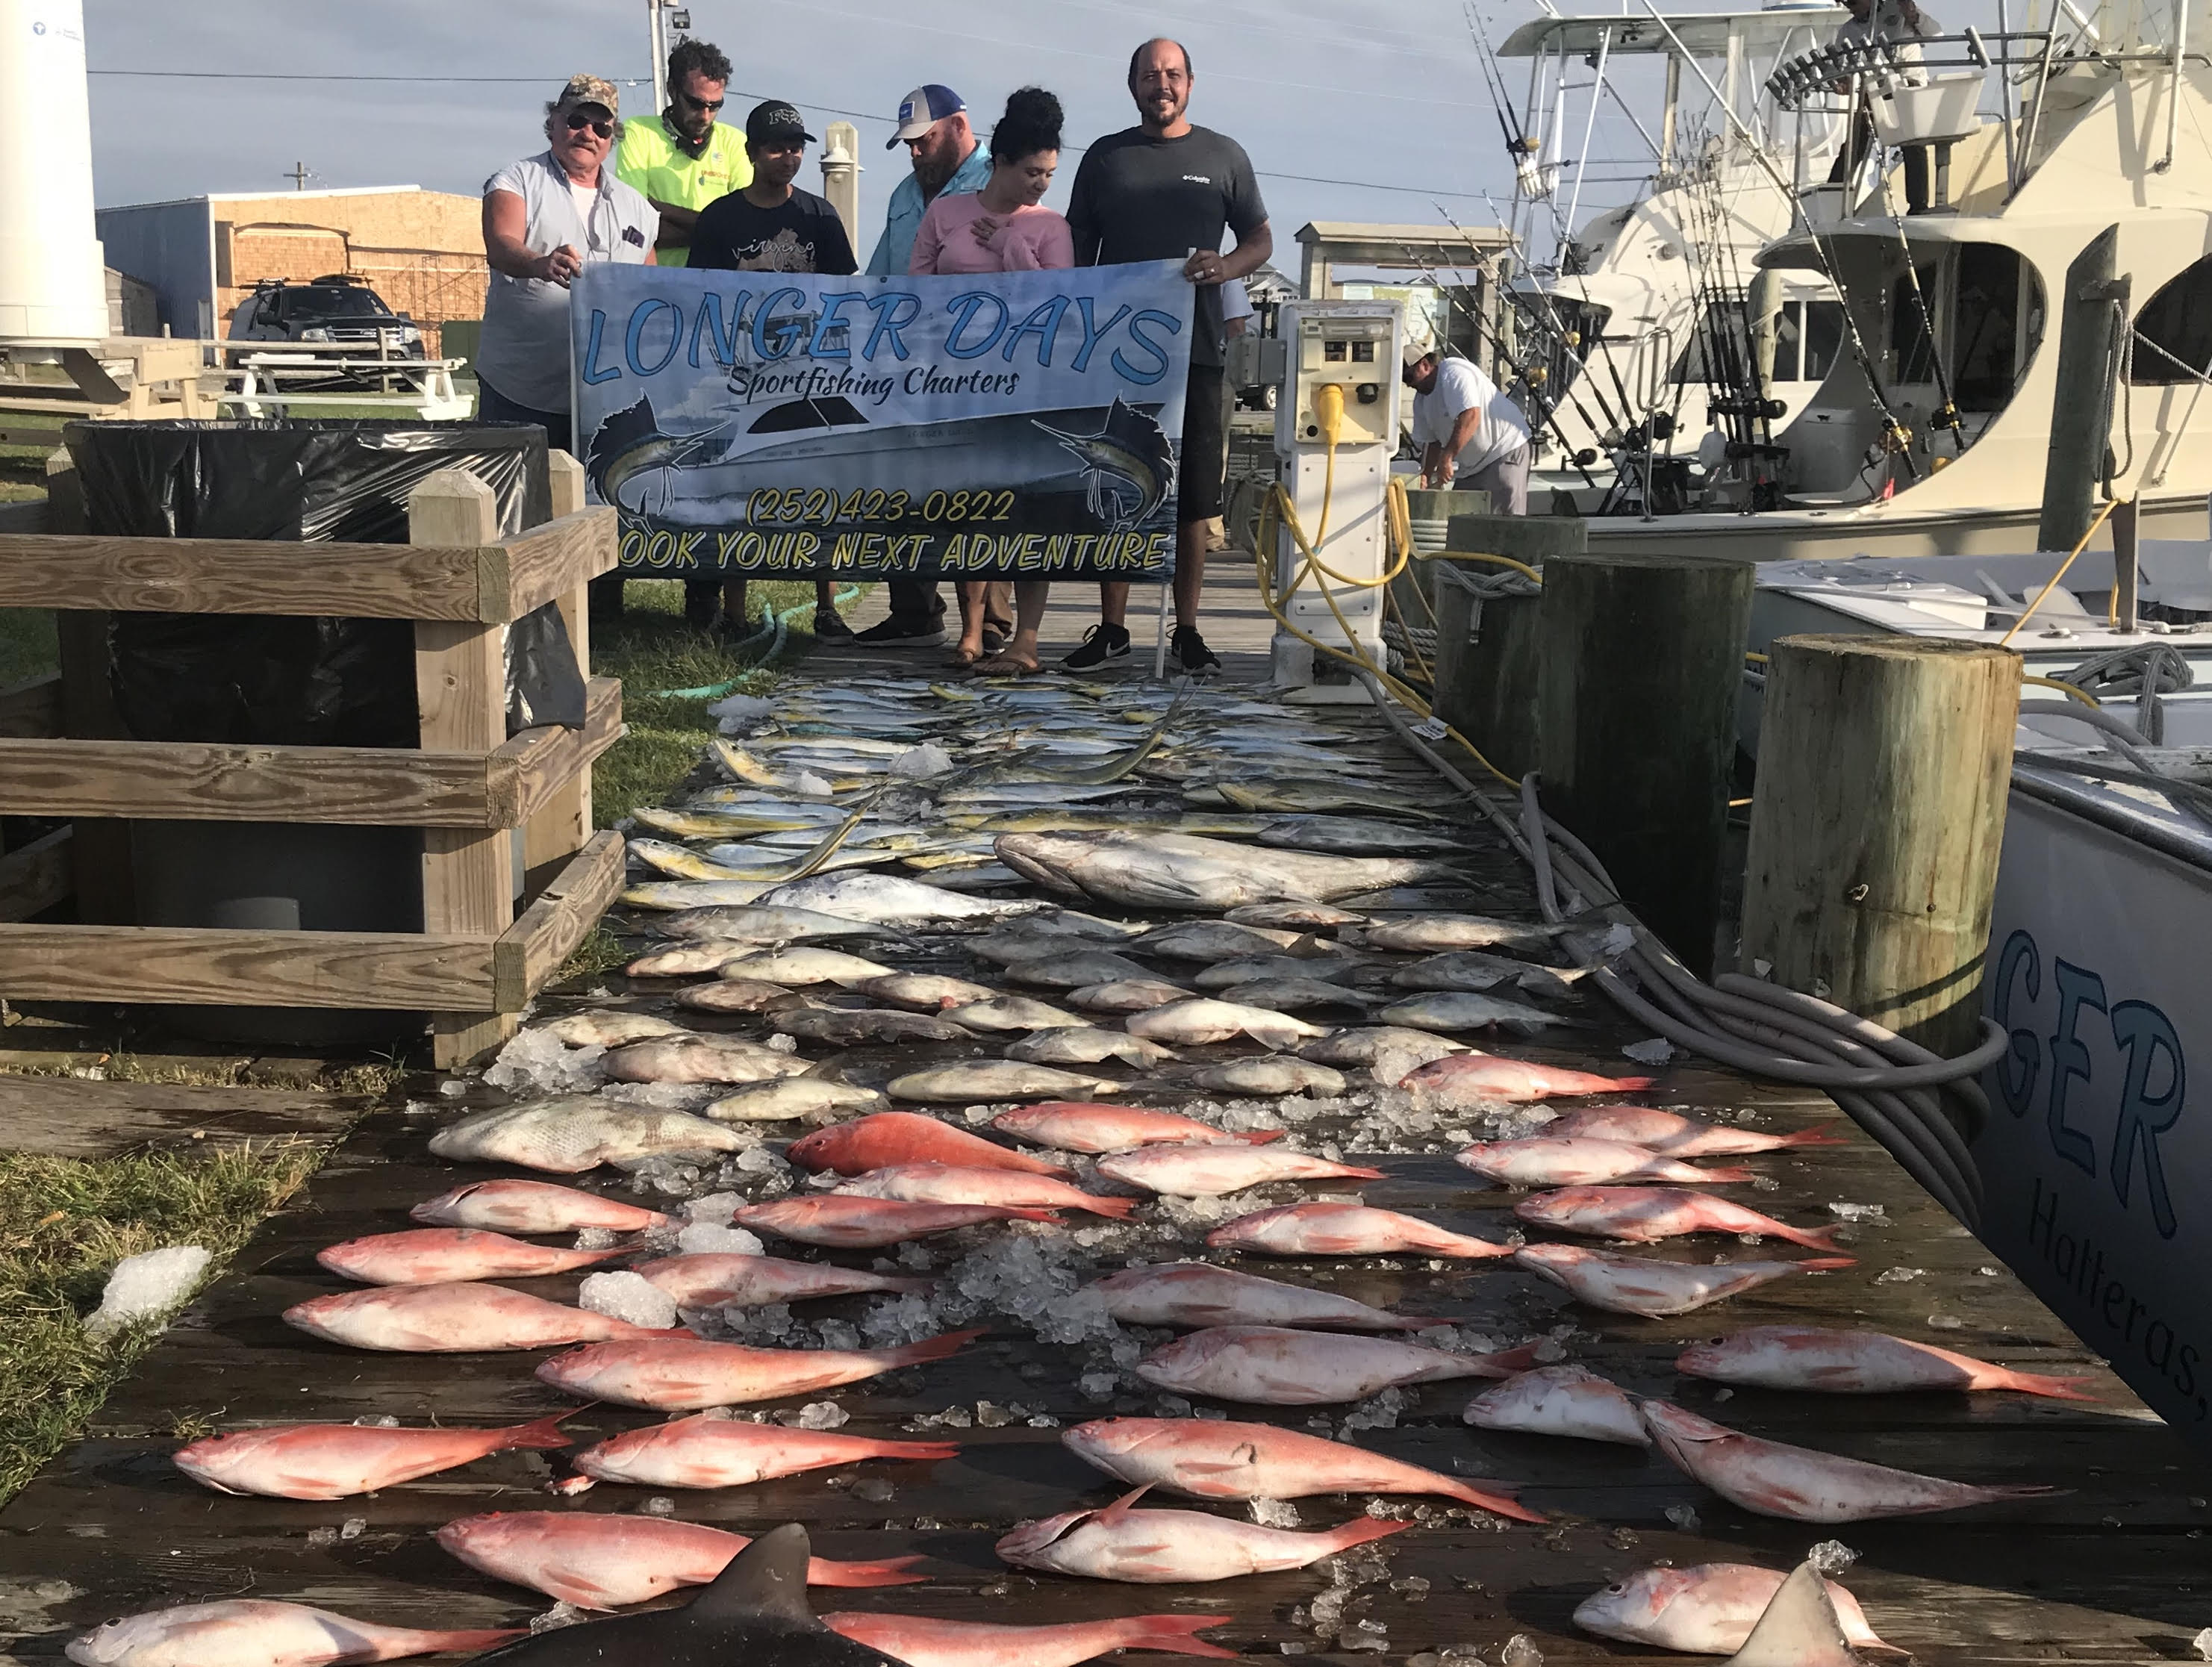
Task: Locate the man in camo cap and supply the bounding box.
[479,75,659,615]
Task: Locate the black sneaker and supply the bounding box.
[853,613,946,646]
[1170,624,1221,677]
[1062,622,1132,670]
[813,608,856,641]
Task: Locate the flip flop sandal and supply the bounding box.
[971,651,1041,677]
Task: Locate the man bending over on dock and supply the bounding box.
[1061,37,1272,677]
[1403,333,1533,514]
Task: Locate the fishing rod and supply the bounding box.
[1874,110,1962,451]
[1459,191,1638,443]
[1637,0,1920,486]
[1435,203,1629,466]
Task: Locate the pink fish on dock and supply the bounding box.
[1515,1244,1855,1318]
[823,1613,1235,1667]
[1639,1400,2063,1521]
[734,1196,1059,1248]
[282,1283,678,1353]
[173,1409,576,1499]
[573,1414,959,1489]
[992,1102,1282,1153]
[1454,1138,1754,1187]
[1096,1145,1384,1197]
[1462,1365,1648,1445]
[1397,1055,1655,1103]
[1087,1263,1420,1332]
[1542,1106,1845,1156]
[1206,1201,1513,1259]
[788,1112,1072,1177]
[1514,1186,1842,1251]
[434,1511,925,1609]
[1134,1324,1539,1404]
[633,1252,933,1309]
[834,1163,1136,1218]
[1676,1326,2099,1400]
[65,1602,522,1667]
[536,1328,982,1409]
[409,1180,668,1233]
[996,1485,1411,1581]
[1574,1563,1901,1655]
[1063,1415,1540,1521]
[314,1228,628,1286]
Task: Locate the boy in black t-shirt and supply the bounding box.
[688,101,857,639]
[690,101,858,274]
[1060,37,1273,677]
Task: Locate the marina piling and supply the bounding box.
[1741,633,2020,1056]
[1536,549,1752,976]
[1433,568,1542,782]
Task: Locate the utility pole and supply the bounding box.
[285,161,312,190]
[647,0,691,113]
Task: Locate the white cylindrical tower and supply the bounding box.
[0,0,108,342]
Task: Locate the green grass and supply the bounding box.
[0,1142,324,1501]
[0,609,56,686]
[585,575,862,828]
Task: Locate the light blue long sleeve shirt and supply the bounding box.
[865,143,994,276]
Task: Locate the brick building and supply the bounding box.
[95,186,486,355]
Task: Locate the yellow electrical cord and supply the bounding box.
[2022,673,2102,708]
[1998,497,2122,648]
[1253,476,1518,787]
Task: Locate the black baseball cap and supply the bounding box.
[747,101,817,144]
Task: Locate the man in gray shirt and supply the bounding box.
[1061,39,1272,677]
[479,74,658,615]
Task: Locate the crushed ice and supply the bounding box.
[84,1246,213,1340]
[486,1028,606,1094]
[579,1271,680,1330]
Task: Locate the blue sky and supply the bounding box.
[83,0,1638,264]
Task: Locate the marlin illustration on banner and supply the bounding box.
[1033,399,1175,532]
[586,393,735,514]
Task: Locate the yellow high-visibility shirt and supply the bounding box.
[614,113,753,267]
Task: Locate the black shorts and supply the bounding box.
[1177,362,1228,523]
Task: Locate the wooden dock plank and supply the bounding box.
[1,1075,2200,1666]
[1,673,2203,1666]
[0,1075,364,1159]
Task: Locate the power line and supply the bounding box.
[87,69,1506,202]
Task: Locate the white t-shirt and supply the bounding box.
[1412,355,1530,479]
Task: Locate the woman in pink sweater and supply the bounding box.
[910,87,1071,673]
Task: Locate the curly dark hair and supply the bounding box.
[669,38,733,90]
[990,87,1064,163]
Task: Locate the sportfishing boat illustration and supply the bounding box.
[1032,398,1177,531]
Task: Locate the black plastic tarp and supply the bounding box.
[63,420,585,746]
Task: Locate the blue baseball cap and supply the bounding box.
[888,84,965,148]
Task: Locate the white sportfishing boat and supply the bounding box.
[1741,540,2212,1433]
[1584,0,2212,555]
[1494,4,1847,507]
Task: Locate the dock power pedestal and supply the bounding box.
[1267,299,1403,701]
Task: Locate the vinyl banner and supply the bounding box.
[570,259,1194,579]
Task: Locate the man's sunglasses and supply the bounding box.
[677,90,725,112]
[564,111,615,138]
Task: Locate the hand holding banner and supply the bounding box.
[570,261,1195,579]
